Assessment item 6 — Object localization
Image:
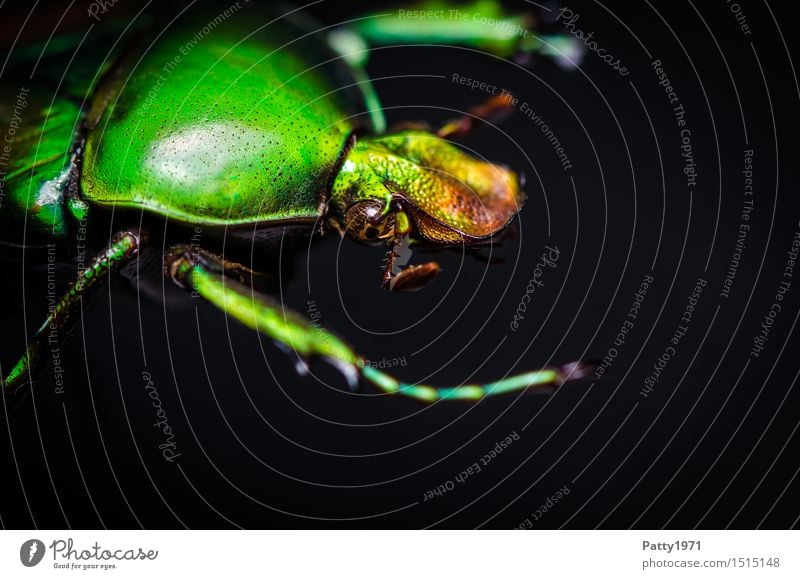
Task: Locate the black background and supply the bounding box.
[2,0,800,529]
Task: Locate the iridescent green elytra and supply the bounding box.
[1,2,591,402]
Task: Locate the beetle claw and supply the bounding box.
[274,342,311,377]
[557,360,598,384]
[273,336,359,390]
[321,356,360,391]
[294,358,311,377]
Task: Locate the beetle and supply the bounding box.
[1,1,591,403]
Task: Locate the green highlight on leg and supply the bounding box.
[326,29,386,133]
[480,370,559,394]
[361,366,560,402]
[2,231,141,396]
[353,16,529,56]
[2,353,33,395]
[177,254,586,404]
[348,2,583,66]
[521,34,585,67]
[188,266,360,366]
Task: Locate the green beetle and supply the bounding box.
[1,1,590,402]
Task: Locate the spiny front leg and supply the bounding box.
[2,229,144,397]
[381,235,441,292]
[166,246,593,402]
[379,208,440,292]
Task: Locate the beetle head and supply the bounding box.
[330,130,525,246]
[329,130,524,291]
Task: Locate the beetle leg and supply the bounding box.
[166,246,362,389]
[2,229,144,398]
[384,103,517,137]
[437,93,516,139]
[378,209,440,292]
[381,235,441,292]
[335,2,583,68]
[165,247,594,402]
[360,360,596,402]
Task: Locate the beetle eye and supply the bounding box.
[345,201,394,244]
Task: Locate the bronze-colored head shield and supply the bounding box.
[332,131,524,242]
[330,130,525,290]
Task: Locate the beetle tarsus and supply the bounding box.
[274,342,310,377]
[437,93,516,139]
[358,362,597,403]
[557,360,598,384]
